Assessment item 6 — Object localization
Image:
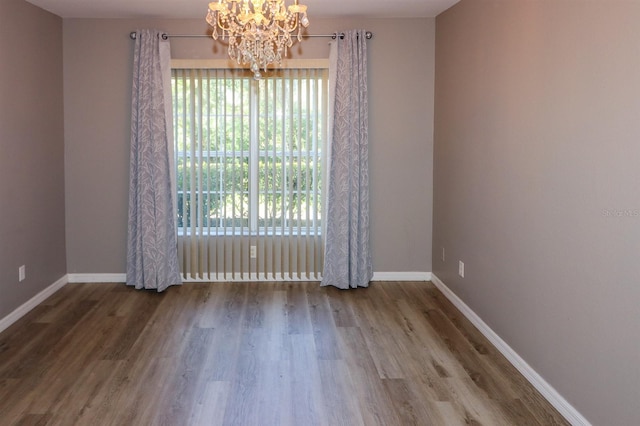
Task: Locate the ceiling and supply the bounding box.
[25,0,460,19]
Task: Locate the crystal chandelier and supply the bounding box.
[206,0,310,79]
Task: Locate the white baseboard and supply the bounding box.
[0,275,68,334]
[430,274,590,426]
[67,273,126,283]
[183,273,322,282]
[66,272,432,283]
[67,273,321,283]
[372,272,431,281]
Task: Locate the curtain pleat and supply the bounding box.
[126,29,182,292]
[321,30,373,289]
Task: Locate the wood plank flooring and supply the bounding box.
[0,281,569,425]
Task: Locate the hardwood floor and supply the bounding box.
[0,281,569,425]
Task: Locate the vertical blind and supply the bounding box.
[172,66,328,281]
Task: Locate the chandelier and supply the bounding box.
[206,0,310,79]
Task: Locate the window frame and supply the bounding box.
[171,59,329,237]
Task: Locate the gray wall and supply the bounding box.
[433,1,640,425]
[63,18,435,276]
[0,0,65,319]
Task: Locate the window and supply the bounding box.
[172,65,328,238]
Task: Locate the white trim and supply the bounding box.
[0,275,68,334]
[67,273,126,283]
[66,272,432,284]
[372,272,431,282]
[67,273,320,283]
[182,273,322,283]
[430,274,591,426]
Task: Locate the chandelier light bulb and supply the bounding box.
[206,0,310,79]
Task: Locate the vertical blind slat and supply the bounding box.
[287,69,294,279]
[188,70,197,278]
[295,71,302,279]
[212,69,219,280]
[280,71,287,279]
[197,69,204,279]
[306,72,313,278]
[271,77,278,280]
[205,70,211,278]
[221,70,228,279]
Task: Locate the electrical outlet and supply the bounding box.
[250,245,257,259]
[458,261,464,278]
[19,265,26,282]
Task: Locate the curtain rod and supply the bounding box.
[129,31,373,40]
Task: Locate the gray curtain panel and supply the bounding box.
[321,30,373,289]
[126,29,182,292]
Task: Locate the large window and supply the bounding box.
[172,65,328,238]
